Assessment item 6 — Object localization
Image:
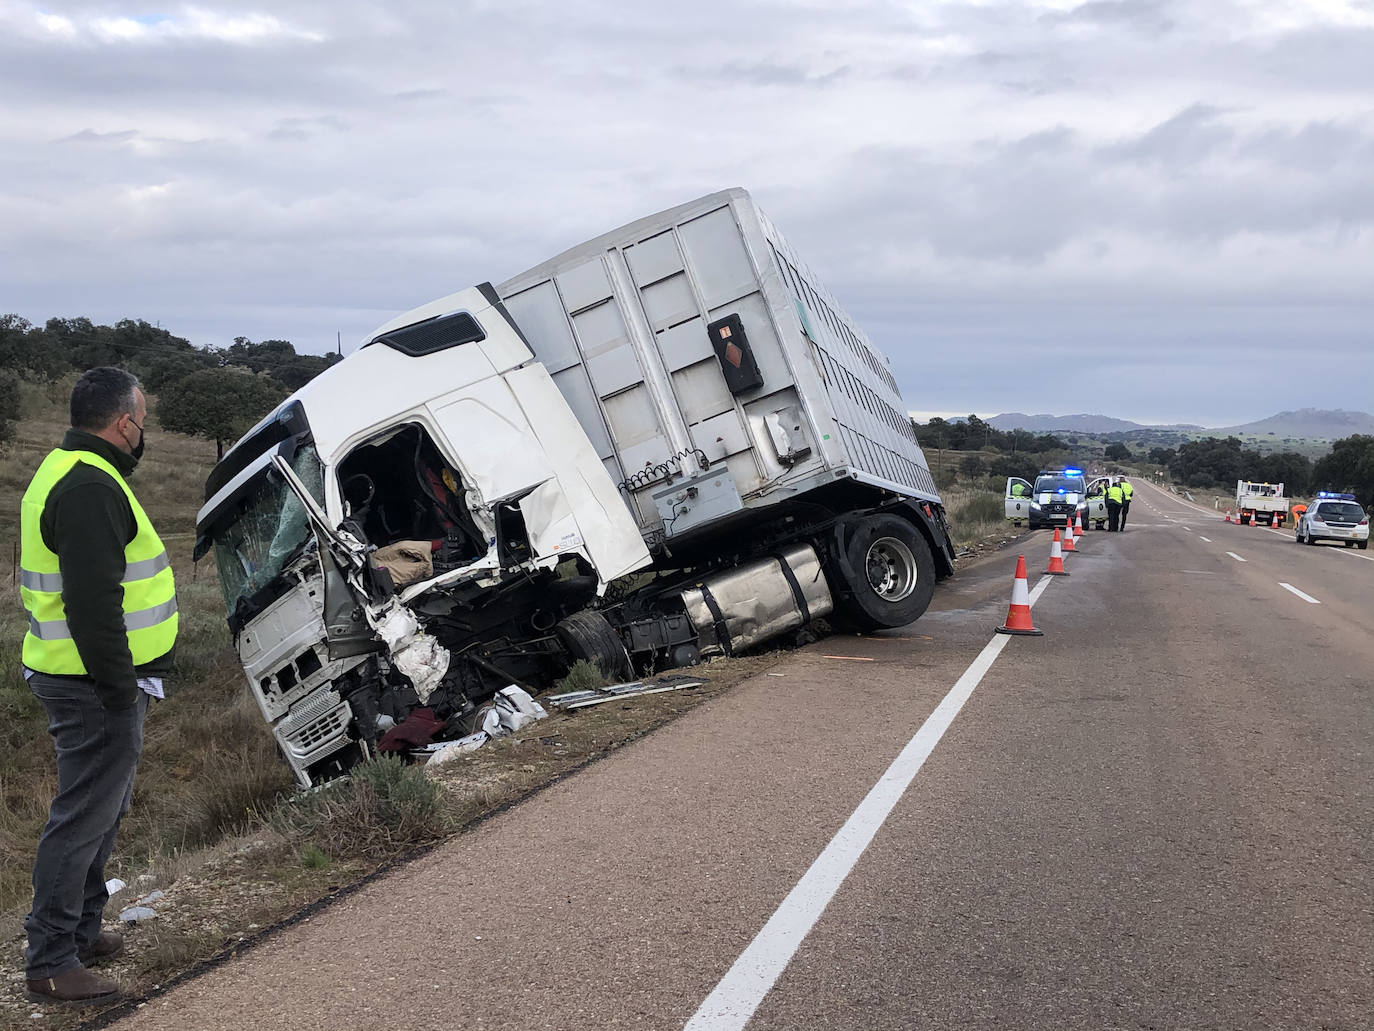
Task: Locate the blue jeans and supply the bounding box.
[24,673,148,979]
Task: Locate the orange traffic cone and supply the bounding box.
[1061,522,1077,552]
[1223,508,1233,523]
[1046,529,1070,575]
[996,555,1043,635]
[1072,512,1084,539]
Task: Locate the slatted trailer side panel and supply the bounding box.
[498,188,939,545]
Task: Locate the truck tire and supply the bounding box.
[831,514,937,632]
[555,611,632,682]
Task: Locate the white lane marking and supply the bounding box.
[1181,525,1191,531]
[1278,582,1321,604]
[1264,528,1288,538]
[1198,536,1212,542]
[1226,552,1247,562]
[1342,550,1374,563]
[684,578,1052,1031]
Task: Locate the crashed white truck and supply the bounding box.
[194,188,956,788]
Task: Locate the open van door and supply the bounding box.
[1005,477,1033,526]
[1086,476,1110,529]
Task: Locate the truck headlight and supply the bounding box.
[1030,503,1042,511]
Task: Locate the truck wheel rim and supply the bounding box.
[865,536,917,602]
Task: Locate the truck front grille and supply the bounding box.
[274,690,353,769]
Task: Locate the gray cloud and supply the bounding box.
[1,0,1371,425]
[1046,0,1176,34]
[57,128,138,143]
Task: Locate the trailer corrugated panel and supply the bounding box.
[497,188,939,543]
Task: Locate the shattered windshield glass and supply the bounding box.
[213,444,325,612]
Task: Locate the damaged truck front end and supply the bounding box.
[196,286,652,788]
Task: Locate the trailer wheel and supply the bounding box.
[831,514,937,632]
[555,611,633,682]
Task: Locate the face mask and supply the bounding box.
[127,418,146,462]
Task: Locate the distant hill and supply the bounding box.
[1212,408,1374,439]
[988,412,1203,434]
[989,408,1372,441]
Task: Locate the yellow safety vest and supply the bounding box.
[19,448,178,675]
[1106,485,1124,504]
[1121,482,1134,500]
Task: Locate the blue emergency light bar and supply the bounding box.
[1063,468,1083,476]
[1315,491,1356,500]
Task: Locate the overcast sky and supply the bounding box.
[2,1,1371,426]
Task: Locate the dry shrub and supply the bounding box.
[946,489,1011,546]
[130,924,221,977]
[954,491,1006,524]
[272,755,446,861]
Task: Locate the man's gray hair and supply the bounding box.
[71,367,140,433]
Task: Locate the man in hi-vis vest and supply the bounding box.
[19,368,177,1006]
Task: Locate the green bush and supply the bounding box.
[299,843,331,869]
[555,659,608,695]
[0,373,18,446]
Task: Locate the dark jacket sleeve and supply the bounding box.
[48,481,141,709]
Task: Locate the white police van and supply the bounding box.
[1004,468,1100,530]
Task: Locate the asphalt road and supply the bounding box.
[116,481,1373,1031]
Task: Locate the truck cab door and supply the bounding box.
[1005,477,1032,525]
[1087,477,1109,528]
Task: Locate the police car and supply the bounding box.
[1295,493,1369,549]
[1005,468,1089,530]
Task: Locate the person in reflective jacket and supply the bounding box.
[18,368,177,1007]
[1105,480,1125,532]
[1119,477,1134,530]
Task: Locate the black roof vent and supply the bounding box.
[369,311,486,356]
[203,400,311,501]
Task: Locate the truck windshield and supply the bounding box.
[212,444,325,612]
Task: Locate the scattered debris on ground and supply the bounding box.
[0,650,786,1029]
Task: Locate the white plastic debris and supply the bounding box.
[105,877,126,896]
[481,685,548,737]
[425,732,491,767]
[366,601,450,703]
[118,906,158,923]
[136,889,165,905]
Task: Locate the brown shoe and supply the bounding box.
[77,930,124,966]
[25,967,120,1006]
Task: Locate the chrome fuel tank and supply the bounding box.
[680,542,832,657]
